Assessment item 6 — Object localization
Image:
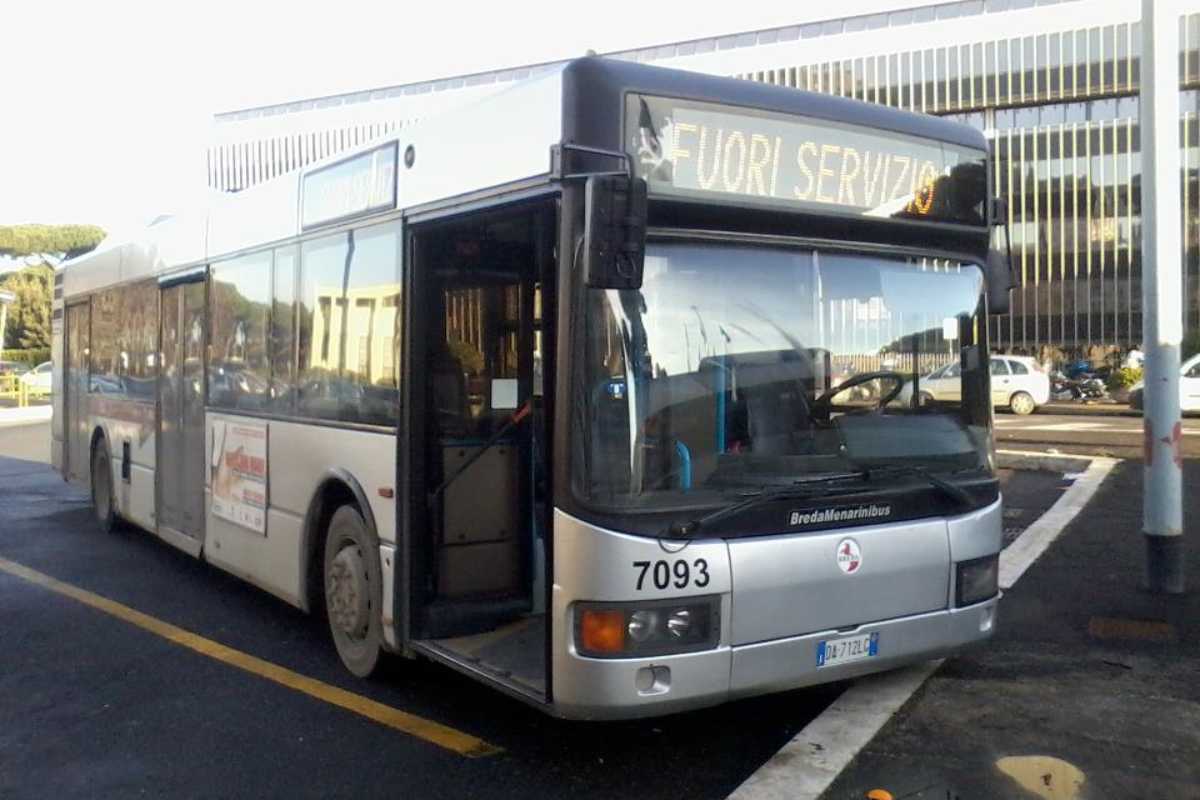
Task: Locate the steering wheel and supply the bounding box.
[811,370,906,422]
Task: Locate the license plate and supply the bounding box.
[816,631,879,668]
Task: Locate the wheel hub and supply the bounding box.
[327,545,370,638]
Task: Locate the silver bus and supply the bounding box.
[52,58,1009,719]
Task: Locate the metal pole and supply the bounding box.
[1140,0,1185,594]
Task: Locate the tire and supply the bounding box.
[1010,391,1037,416]
[90,438,118,533]
[918,391,936,407]
[323,505,383,678]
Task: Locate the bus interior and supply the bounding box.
[410,201,555,699]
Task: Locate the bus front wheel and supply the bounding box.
[91,439,118,533]
[323,505,383,678]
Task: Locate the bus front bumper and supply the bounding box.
[550,595,998,720]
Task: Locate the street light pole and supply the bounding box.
[1140,0,1185,594]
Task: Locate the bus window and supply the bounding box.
[270,245,298,414]
[209,251,272,411]
[342,220,402,426]
[298,234,350,421]
[296,222,401,426]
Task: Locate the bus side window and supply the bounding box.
[209,251,272,411]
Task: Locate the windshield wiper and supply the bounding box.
[666,471,863,538]
[858,463,975,511]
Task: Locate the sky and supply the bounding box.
[0,0,903,240]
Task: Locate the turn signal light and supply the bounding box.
[574,597,720,658]
[579,609,625,653]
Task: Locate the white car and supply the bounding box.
[897,355,1051,415]
[19,361,52,393]
[1128,353,1200,412]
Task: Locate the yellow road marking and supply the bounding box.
[0,554,502,758]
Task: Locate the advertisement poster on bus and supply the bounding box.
[211,421,268,534]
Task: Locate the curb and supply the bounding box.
[996,449,1092,474]
[1039,403,1140,418]
[727,450,1118,800]
[0,405,52,428]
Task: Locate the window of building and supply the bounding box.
[209,251,272,410]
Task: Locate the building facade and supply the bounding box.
[208,0,1200,357]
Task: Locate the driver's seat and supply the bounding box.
[744,381,812,455]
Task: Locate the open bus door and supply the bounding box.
[405,200,555,703]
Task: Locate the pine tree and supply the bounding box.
[1,265,54,350]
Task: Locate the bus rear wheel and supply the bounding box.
[323,505,383,678]
[91,440,118,533]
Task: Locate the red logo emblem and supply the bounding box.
[836,539,862,574]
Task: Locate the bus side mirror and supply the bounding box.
[987,249,1012,315]
[583,175,647,290]
[987,197,1013,315]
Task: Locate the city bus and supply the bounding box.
[52,57,1009,719]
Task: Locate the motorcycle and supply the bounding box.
[1051,369,1108,401]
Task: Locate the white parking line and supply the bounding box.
[727,453,1119,800]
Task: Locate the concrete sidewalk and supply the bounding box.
[823,460,1200,799]
[0,404,51,427]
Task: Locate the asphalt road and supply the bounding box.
[0,421,841,800]
[0,420,1073,799]
[994,410,1200,459]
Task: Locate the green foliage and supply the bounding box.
[1,347,51,367]
[1184,329,1200,361]
[1106,366,1143,392]
[0,224,106,261]
[0,264,54,350]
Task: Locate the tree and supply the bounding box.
[0,224,106,264]
[0,224,105,352]
[1,264,54,349]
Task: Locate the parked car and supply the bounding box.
[1128,353,1200,412]
[896,355,1051,415]
[19,361,53,392]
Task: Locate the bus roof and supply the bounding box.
[63,57,987,297]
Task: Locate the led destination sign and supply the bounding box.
[627,95,987,226]
[301,142,398,230]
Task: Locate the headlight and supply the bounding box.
[956,554,999,606]
[574,597,719,658]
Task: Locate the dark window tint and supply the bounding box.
[1007,359,1029,374]
[990,358,1011,375]
[88,281,157,399]
[209,251,273,410]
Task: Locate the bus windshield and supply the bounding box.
[576,240,992,512]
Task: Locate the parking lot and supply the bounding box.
[0,422,850,799]
[0,420,1071,799]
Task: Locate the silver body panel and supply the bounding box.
[550,500,1001,720]
[727,517,950,645]
[203,413,396,618]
